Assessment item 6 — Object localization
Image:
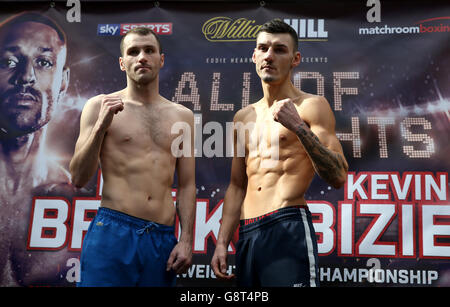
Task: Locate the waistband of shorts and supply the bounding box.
[96,206,175,233]
[239,205,308,233]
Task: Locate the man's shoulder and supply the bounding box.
[298,93,335,126]
[83,93,105,109]
[234,103,256,122]
[298,93,329,108]
[164,98,194,118]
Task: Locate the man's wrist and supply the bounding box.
[178,234,193,245]
[216,238,230,247]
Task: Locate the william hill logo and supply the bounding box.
[202,17,328,42]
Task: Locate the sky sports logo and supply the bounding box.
[98,23,173,36]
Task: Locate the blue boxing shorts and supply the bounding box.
[236,205,320,287]
[77,207,177,287]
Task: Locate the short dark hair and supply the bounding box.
[258,18,298,51]
[0,11,66,44]
[120,27,162,56]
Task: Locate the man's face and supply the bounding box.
[119,33,164,85]
[0,21,68,137]
[252,32,300,84]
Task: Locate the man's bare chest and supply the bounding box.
[243,110,300,151]
[106,107,176,151]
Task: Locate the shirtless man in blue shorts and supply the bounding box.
[70,27,195,286]
[211,19,348,287]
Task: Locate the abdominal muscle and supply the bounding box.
[241,151,315,219]
[99,150,177,226]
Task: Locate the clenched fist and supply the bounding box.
[97,95,124,131]
[272,98,304,132]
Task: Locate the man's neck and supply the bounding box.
[0,129,43,167]
[261,79,301,107]
[125,78,160,105]
[0,129,52,193]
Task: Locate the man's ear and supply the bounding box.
[252,49,257,64]
[119,57,126,71]
[58,67,70,99]
[160,53,165,68]
[291,51,301,68]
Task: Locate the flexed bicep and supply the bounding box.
[70,95,121,188]
[294,96,348,188]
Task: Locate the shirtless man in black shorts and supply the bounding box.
[211,19,348,287]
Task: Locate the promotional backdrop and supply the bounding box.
[0,0,449,287]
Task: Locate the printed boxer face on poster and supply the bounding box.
[119,33,164,85]
[0,21,69,137]
[252,32,300,84]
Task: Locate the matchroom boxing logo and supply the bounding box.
[97,22,173,36]
[359,0,450,35]
[358,18,450,35]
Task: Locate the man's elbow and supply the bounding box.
[331,176,346,189]
[69,163,86,188]
[332,168,348,189]
[70,174,86,189]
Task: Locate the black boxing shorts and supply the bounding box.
[236,205,320,287]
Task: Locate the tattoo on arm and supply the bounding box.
[294,123,347,186]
